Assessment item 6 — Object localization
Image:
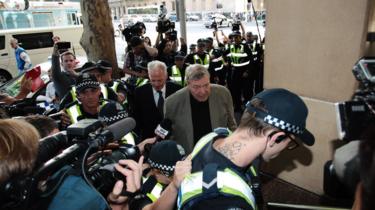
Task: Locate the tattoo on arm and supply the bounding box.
[217,142,245,161]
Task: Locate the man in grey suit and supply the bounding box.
[164,64,237,153]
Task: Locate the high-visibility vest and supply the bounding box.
[110,81,120,93]
[141,176,164,202]
[227,44,250,67]
[211,56,224,71]
[66,101,108,124]
[193,54,210,68]
[136,78,149,87]
[179,131,258,210]
[171,65,184,86]
[120,132,136,145]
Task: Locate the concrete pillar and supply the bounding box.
[261,0,373,194]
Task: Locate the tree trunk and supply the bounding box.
[80,0,119,78]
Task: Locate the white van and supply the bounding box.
[0,25,85,84]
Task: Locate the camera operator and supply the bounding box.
[108,140,187,210]
[123,36,157,83]
[0,119,40,184]
[156,37,187,69]
[0,119,40,210]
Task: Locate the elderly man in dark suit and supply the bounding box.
[134,60,181,141]
[165,64,237,153]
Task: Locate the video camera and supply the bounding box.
[122,21,146,42]
[156,4,177,40]
[336,57,375,141]
[0,118,138,210]
[232,21,241,32]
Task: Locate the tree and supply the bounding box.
[80,0,120,78]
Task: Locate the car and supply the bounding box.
[204,14,233,29]
[187,14,199,21]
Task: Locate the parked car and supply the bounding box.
[187,14,199,21]
[204,14,233,29]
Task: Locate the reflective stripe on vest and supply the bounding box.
[193,54,210,68]
[136,78,149,87]
[171,65,183,85]
[71,86,77,102]
[146,182,164,202]
[227,45,249,67]
[178,168,256,210]
[66,104,82,124]
[191,132,218,158]
[111,81,120,93]
[100,84,108,99]
[121,132,136,145]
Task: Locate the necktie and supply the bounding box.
[157,90,164,115]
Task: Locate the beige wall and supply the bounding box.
[262,0,372,194]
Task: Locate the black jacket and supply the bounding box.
[133,81,181,140]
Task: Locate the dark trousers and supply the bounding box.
[228,66,255,111]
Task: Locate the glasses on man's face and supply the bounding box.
[152,168,172,177]
[285,134,299,150]
[269,131,300,150]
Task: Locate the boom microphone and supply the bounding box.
[90,117,136,148]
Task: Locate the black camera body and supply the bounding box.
[157,19,175,33]
[123,22,146,42]
[232,21,241,32]
[88,144,141,196]
[336,57,375,141]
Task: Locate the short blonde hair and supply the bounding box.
[0,119,40,183]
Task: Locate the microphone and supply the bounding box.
[154,118,172,141]
[90,117,136,148]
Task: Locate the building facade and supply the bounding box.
[108,0,265,20]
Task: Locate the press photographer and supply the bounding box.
[0,116,138,210]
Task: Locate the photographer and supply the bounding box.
[0,119,40,210]
[0,119,40,184]
[108,140,187,210]
[123,36,157,79]
[156,37,187,69]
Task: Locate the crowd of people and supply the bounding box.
[0,20,373,210]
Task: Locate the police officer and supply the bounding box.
[108,140,186,210]
[185,39,210,69]
[60,73,106,126]
[59,61,118,109]
[177,88,316,210]
[224,30,254,112]
[208,48,226,85]
[168,51,187,86]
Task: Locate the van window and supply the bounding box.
[13,32,53,50]
[0,36,4,50]
[33,12,54,27]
